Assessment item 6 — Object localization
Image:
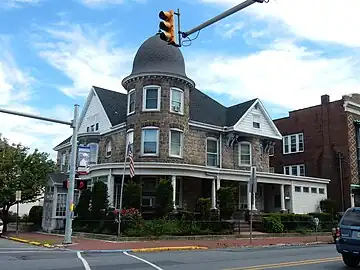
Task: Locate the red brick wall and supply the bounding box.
[270,98,352,211]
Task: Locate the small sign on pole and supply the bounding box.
[15,190,21,236]
[15,190,21,202]
[314,217,320,242]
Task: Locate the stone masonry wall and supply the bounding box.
[98,130,127,164]
[125,76,191,163]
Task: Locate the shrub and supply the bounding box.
[28,206,43,226]
[196,198,212,220]
[75,189,92,220]
[263,215,284,233]
[217,186,236,219]
[123,181,142,209]
[309,212,336,232]
[91,181,109,221]
[155,178,173,217]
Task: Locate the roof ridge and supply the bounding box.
[93,85,126,96]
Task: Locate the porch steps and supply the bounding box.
[233,220,252,233]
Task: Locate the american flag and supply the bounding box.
[127,143,135,178]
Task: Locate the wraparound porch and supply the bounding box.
[80,162,330,215]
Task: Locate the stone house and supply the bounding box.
[42,34,330,231]
[270,94,360,212]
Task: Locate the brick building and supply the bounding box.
[42,34,330,231]
[270,94,360,212]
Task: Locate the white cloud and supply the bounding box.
[185,39,360,110]
[79,0,145,8]
[200,0,360,48]
[1,0,41,9]
[32,22,135,97]
[0,37,72,160]
[215,21,244,39]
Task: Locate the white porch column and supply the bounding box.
[107,169,114,207]
[280,184,286,211]
[216,175,221,190]
[171,175,177,210]
[247,182,257,210]
[211,178,217,209]
[238,183,241,210]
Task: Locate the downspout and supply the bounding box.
[219,133,222,168]
[338,152,345,212]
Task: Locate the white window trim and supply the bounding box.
[142,85,161,112]
[252,113,261,129]
[54,193,67,218]
[294,186,302,192]
[88,142,99,165]
[283,133,304,154]
[206,137,219,167]
[169,87,184,115]
[106,141,112,157]
[169,128,184,158]
[238,141,252,166]
[127,88,135,116]
[141,126,160,156]
[283,164,305,176]
[126,129,134,155]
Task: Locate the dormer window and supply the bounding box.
[170,88,184,114]
[127,89,135,115]
[252,114,260,128]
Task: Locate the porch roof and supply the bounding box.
[84,162,330,186]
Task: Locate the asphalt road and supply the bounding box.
[0,238,349,270]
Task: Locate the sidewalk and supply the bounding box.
[2,232,333,252]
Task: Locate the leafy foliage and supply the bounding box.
[75,189,92,220]
[91,181,109,221]
[28,206,43,226]
[0,136,55,230]
[217,186,236,219]
[155,178,173,217]
[123,181,142,209]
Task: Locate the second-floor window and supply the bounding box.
[141,127,159,156]
[169,129,183,157]
[284,164,305,176]
[170,88,184,114]
[143,86,161,111]
[283,133,304,154]
[60,153,66,171]
[88,143,99,165]
[239,142,251,166]
[206,138,218,167]
[126,130,134,155]
[106,141,112,157]
[127,89,135,115]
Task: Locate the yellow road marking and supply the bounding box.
[223,256,342,270]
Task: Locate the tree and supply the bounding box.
[75,189,92,220]
[0,137,55,232]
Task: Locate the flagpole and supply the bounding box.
[117,145,128,238]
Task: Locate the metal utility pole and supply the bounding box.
[182,0,265,38]
[0,105,79,244]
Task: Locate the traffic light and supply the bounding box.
[159,10,175,44]
[76,179,87,190]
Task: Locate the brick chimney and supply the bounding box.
[321,94,330,105]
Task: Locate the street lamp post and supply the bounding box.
[0,104,79,244]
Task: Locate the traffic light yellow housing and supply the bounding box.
[159,10,175,44]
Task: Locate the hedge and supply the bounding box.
[262,213,338,233]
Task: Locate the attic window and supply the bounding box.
[253,114,260,128]
[95,123,99,131]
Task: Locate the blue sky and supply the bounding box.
[1,0,360,158]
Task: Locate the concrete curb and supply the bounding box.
[2,235,57,248]
[78,246,208,253]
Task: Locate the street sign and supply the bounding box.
[314,217,319,227]
[15,190,21,201]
